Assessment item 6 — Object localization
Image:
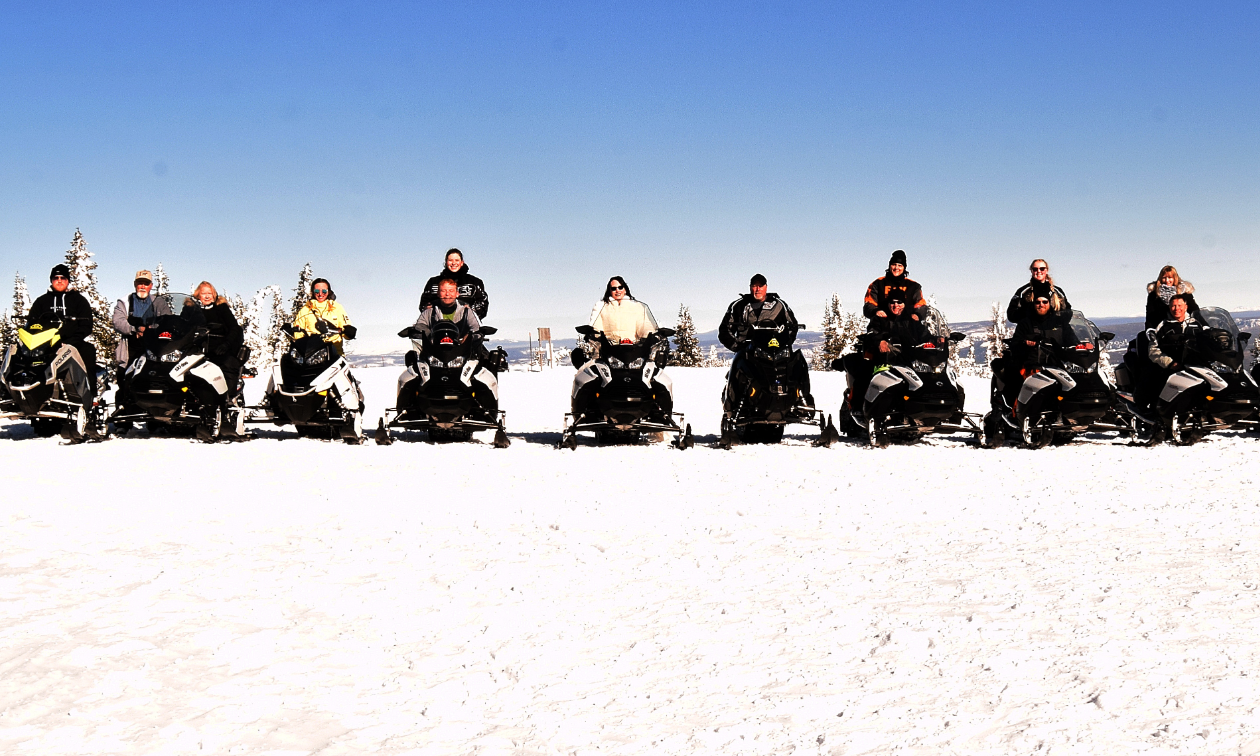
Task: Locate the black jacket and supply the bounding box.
[863,272,928,321]
[719,293,799,351]
[182,299,244,359]
[419,265,489,319]
[1146,316,1203,370]
[862,312,930,356]
[27,289,94,343]
[1011,311,1078,366]
[1007,280,1071,324]
[1144,283,1200,330]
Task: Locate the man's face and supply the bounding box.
[439,282,458,306]
[446,254,462,273]
[1170,299,1188,321]
[890,300,906,316]
[1034,298,1051,315]
[51,275,69,292]
[750,283,767,302]
[1031,262,1049,282]
[889,263,905,277]
[135,280,151,298]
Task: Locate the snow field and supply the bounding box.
[3,367,1260,754]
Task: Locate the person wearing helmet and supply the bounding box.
[418,248,489,320]
[292,278,357,355]
[863,250,928,323]
[25,264,98,397]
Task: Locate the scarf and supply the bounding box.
[1157,284,1177,304]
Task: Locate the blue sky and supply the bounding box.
[1,1,1256,344]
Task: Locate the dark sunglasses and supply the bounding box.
[313,288,330,294]
[610,285,624,291]
[1031,266,1048,272]
[1035,299,1051,305]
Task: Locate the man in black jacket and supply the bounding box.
[718,274,799,352]
[26,264,98,393]
[844,294,929,415]
[994,294,1079,410]
[418,249,489,320]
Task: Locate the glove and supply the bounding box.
[342,325,357,340]
[315,319,331,334]
[127,315,144,330]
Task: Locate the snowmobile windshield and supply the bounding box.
[1068,311,1102,343]
[1198,307,1239,340]
[921,306,951,340]
[162,293,193,316]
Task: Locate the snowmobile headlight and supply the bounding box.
[428,355,444,367]
[607,357,625,369]
[628,358,644,369]
[1065,362,1087,374]
[289,347,302,363]
[309,347,330,364]
[446,356,465,369]
[161,349,184,363]
[1210,361,1235,375]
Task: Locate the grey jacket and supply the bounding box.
[413,300,481,337]
[112,294,173,364]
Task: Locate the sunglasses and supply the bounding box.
[610,285,624,291]
[313,288,329,294]
[1032,266,1048,272]
[1035,299,1051,305]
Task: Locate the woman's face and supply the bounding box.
[197,287,215,305]
[609,280,626,301]
[1031,262,1049,282]
[446,253,463,273]
[313,283,330,302]
[1161,271,1177,286]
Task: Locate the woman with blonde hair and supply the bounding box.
[182,281,245,404]
[1006,259,1071,324]
[1145,265,1200,329]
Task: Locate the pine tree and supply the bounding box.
[671,305,702,367]
[703,344,725,368]
[63,228,116,367]
[0,308,13,352]
[811,294,843,370]
[984,300,1011,365]
[13,273,31,319]
[269,284,291,366]
[242,285,283,373]
[152,262,170,296]
[289,263,315,321]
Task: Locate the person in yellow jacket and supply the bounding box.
[292,278,357,354]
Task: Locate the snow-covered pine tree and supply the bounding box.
[671,305,702,366]
[63,228,116,366]
[152,262,170,296]
[983,300,1011,366]
[703,344,725,368]
[289,263,315,321]
[242,285,283,373]
[268,284,291,365]
[0,308,13,352]
[810,295,839,370]
[228,293,249,332]
[13,273,31,320]
[836,305,867,358]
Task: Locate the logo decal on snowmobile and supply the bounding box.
[768,338,779,347]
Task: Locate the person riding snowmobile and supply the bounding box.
[1006,258,1071,325]
[292,278,357,353]
[842,293,928,410]
[181,282,245,404]
[996,294,1079,409]
[589,276,658,343]
[414,278,482,340]
[1144,265,1201,330]
[863,250,928,323]
[418,248,489,320]
[111,270,173,413]
[719,273,800,351]
[1143,295,1204,417]
[26,264,98,398]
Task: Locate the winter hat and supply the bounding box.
[749,273,768,286]
[889,249,907,267]
[887,291,907,305]
[134,270,153,283]
[50,264,70,280]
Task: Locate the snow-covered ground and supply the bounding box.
[4,367,1260,754]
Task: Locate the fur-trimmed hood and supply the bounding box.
[1146,280,1194,295]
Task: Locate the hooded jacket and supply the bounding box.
[863,272,928,322]
[293,298,354,354]
[27,288,94,343]
[719,293,799,351]
[419,265,489,319]
[1006,279,1071,324]
[1144,280,1200,330]
[112,293,174,364]
[589,297,658,344]
[415,299,481,337]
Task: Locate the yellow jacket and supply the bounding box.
[293,299,352,353]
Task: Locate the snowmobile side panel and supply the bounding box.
[572,366,600,399]
[888,365,924,391]
[1186,366,1228,393]
[1,344,13,378]
[865,370,904,404]
[1017,371,1060,405]
[594,363,613,386]
[653,369,674,396]
[459,359,479,387]
[187,360,228,395]
[126,355,147,377]
[1041,367,1078,392]
[474,368,499,400]
[1160,371,1205,403]
[169,354,204,384]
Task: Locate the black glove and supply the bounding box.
[342,325,357,340]
[315,319,331,334]
[127,315,144,330]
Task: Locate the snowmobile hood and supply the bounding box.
[18,326,60,351]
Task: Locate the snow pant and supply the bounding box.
[66,340,98,394]
[843,353,872,409]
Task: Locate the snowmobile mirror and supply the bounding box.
[949,332,966,342]
[575,325,596,337]
[1099,331,1116,342]
[397,326,420,338]
[657,328,676,338]
[1240,332,1252,344]
[405,351,417,369]
[479,326,498,336]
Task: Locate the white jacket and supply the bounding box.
[589,298,658,343]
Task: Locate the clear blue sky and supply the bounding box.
[1,1,1256,345]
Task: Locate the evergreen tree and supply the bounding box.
[289,263,315,321]
[62,228,116,366]
[269,283,291,366]
[811,295,840,370]
[984,300,1011,365]
[670,305,702,366]
[13,273,31,319]
[152,262,170,296]
[703,344,725,368]
[243,285,283,373]
[0,308,13,352]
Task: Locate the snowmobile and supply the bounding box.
[376,320,510,446]
[115,295,249,442]
[718,323,834,447]
[256,323,365,443]
[1114,306,1257,445]
[982,310,1121,448]
[0,315,109,441]
[559,325,692,449]
[837,307,977,448]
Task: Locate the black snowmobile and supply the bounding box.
[559,325,692,449]
[1115,306,1257,445]
[115,295,248,442]
[257,324,365,443]
[376,320,509,446]
[837,307,976,447]
[982,310,1120,448]
[0,315,109,440]
[719,323,834,447]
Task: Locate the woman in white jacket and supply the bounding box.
[589,276,658,344]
